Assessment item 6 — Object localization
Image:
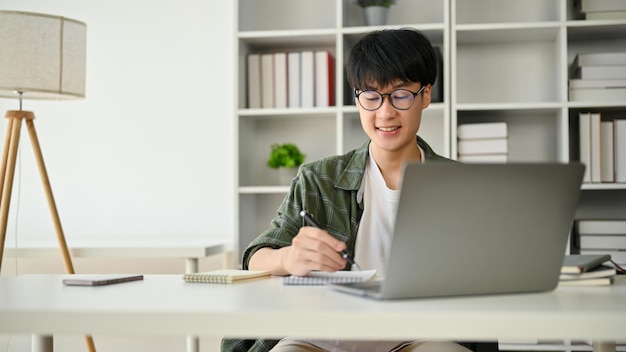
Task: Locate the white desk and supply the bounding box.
[3,238,231,352]
[0,275,624,352]
[3,238,231,273]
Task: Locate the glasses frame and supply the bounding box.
[355,86,426,111]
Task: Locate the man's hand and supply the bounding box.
[281,226,348,276]
[249,226,347,276]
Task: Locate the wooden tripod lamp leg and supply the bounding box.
[0,111,96,352]
[25,118,97,352]
[25,119,75,274]
[0,114,23,268]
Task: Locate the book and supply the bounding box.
[585,10,626,20]
[580,250,626,265]
[314,50,335,107]
[559,265,616,281]
[457,138,507,155]
[580,235,626,249]
[579,65,626,79]
[183,269,271,284]
[287,51,301,108]
[63,274,144,286]
[273,52,288,108]
[558,276,614,286]
[457,122,507,140]
[260,53,274,108]
[569,87,626,102]
[580,0,626,13]
[300,51,315,108]
[600,121,615,182]
[579,112,592,183]
[282,269,376,286]
[590,112,602,183]
[569,78,626,89]
[561,254,611,274]
[246,54,262,109]
[457,154,507,163]
[577,219,626,234]
[572,52,626,66]
[616,119,626,183]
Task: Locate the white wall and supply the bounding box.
[0,1,235,245]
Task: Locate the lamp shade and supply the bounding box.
[0,10,86,100]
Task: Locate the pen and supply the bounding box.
[299,210,362,271]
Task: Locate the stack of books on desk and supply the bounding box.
[559,254,616,286]
[569,51,626,102]
[457,122,507,163]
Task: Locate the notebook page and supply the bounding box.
[282,269,376,286]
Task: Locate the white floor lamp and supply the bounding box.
[0,10,95,352]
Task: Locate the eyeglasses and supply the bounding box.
[355,86,426,111]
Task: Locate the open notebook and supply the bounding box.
[331,162,585,300]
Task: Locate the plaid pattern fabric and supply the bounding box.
[221,339,279,352]
[221,136,452,352]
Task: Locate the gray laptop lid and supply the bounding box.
[332,162,584,300]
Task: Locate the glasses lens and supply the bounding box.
[390,89,415,110]
[358,91,382,110]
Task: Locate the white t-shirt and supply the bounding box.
[353,149,400,276]
[353,144,425,276]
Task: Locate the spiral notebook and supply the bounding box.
[282,269,376,286]
[183,269,271,284]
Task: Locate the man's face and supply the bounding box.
[356,81,431,156]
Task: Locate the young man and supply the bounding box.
[222,28,473,352]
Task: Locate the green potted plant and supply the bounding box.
[267,143,306,185]
[356,0,397,26]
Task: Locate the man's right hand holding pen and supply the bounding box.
[247,211,358,277]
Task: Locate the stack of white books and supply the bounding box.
[457,122,507,163]
[576,219,626,267]
[569,51,626,102]
[577,0,626,20]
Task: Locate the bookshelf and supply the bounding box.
[234,0,626,301]
[452,1,626,351]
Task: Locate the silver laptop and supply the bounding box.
[331,162,585,300]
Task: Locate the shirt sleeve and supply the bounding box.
[241,170,306,269]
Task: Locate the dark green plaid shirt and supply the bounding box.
[221,136,452,352]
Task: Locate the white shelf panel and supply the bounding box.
[341,23,446,35]
[581,183,626,191]
[238,30,337,48]
[456,103,564,111]
[567,102,626,109]
[239,107,337,117]
[239,186,289,194]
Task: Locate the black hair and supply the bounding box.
[347,28,437,91]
